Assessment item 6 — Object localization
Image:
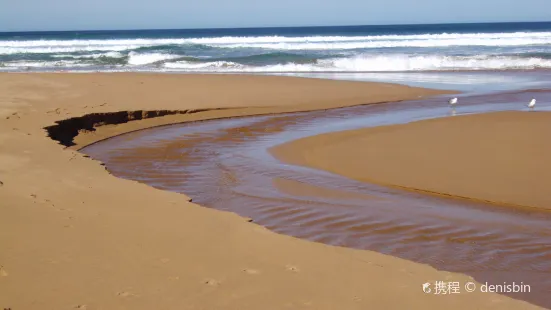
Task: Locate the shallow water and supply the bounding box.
[82,71,551,308]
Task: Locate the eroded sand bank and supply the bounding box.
[272,111,551,210]
[0,73,539,309]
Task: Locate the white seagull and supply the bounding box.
[527,98,536,111]
[449,97,458,106]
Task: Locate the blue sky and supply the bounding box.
[1,0,550,32]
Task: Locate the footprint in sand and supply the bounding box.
[117,291,136,298]
[6,112,20,120]
[74,305,87,309]
[0,265,8,277]
[204,279,221,286]
[285,265,299,272]
[242,268,260,275]
[46,108,62,115]
[365,261,383,268]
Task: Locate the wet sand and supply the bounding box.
[272,110,551,210]
[81,88,551,308]
[1,72,532,310]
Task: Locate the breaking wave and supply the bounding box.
[3,53,551,72]
[162,54,551,72]
[1,27,551,72]
[2,31,551,55]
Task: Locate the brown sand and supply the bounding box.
[272,111,551,210]
[0,73,539,309]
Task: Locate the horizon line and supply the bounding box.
[1,20,551,35]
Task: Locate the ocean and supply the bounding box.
[1,22,551,73]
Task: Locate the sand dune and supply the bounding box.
[0,73,539,309]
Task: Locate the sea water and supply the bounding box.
[2,22,551,73]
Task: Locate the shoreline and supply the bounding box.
[5,68,551,76]
[38,74,457,150]
[271,110,551,212]
[0,72,539,309]
[70,95,442,151]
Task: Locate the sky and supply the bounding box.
[1,0,550,32]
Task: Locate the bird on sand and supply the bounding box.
[449,97,458,107]
[527,98,536,111]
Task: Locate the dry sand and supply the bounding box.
[0,73,540,309]
[272,111,551,210]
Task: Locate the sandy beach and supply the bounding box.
[0,72,541,310]
[272,111,551,210]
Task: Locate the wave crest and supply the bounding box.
[162,54,551,72]
[2,31,551,55]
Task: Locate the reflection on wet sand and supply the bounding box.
[82,89,551,308]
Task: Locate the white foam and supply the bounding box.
[185,32,551,44]
[164,60,244,70]
[51,51,125,59]
[4,53,551,72]
[127,52,179,65]
[324,54,551,71]
[0,45,142,55]
[161,54,551,72]
[221,36,551,50]
[1,60,93,68]
[2,31,551,55]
